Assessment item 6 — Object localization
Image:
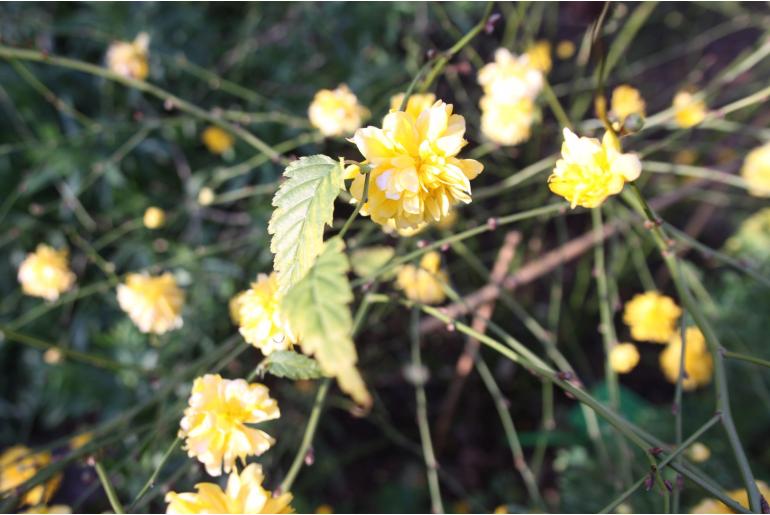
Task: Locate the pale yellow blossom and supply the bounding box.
[166,463,292,514]
[0,446,62,507]
[117,272,185,334]
[18,244,76,301]
[609,343,640,374]
[660,327,713,390]
[179,374,280,476]
[347,100,483,231]
[611,84,646,123]
[556,40,575,60]
[106,33,150,80]
[237,273,296,355]
[741,142,770,197]
[480,96,536,146]
[691,481,770,513]
[673,91,707,128]
[547,128,641,208]
[202,126,235,155]
[396,251,447,305]
[143,206,166,229]
[21,505,71,514]
[309,84,369,137]
[526,40,552,74]
[478,48,543,101]
[622,291,682,343]
[389,92,436,119]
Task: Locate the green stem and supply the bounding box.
[410,306,444,513]
[338,171,371,239]
[723,350,770,369]
[127,437,181,511]
[94,460,125,514]
[278,378,331,494]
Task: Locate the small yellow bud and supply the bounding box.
[198,187,215,206]
[143,206,166,229]
[609,343,640,374]
[687,442,711,463]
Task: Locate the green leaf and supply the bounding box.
[282,238,372,407]
[268,155,343,294]
[351,246,395,279]
[260,351,324,380]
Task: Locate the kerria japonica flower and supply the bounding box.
[673,90,707,128]
[178,374,280,476]
[610,84,646,125]
[202,126,235,155]
[346,100,483,232]
[165,463,293,514]
[659,327,713,390]
[17,244,76,301]
[389,92,436,119]
[691,481,770,514]
[0,446,62,507]
[547,128,641,208]
[609,343,640,374]
[622,291,682,344]
[741,142,770,197]
[308,84,369,137]
[106,32,150,80]
[396,251,448,305]
[236,272,296,355]
[117,272,185,335]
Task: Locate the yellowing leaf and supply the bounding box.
[350,246,395,279]
[282,238,372,408]
[269,155,342,294]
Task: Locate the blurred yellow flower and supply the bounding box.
[687,442,711,463]
[673,91,707,128]
[106,32,150,80]
[691,481,770,514]
[741,142,770,197]
[660,327,713,390]
[547,128,642,208]
[179,374,280,476]
[493,505,509,514]
[22,506,71,514]
[389,92,436,119]
[622,291,682,343]
[143,206,166,229]
[229,290,247,325]
[43,348,63,365]
[556,40,576,60]
[611,84,646,122]
[396,251,448,305]
[68,432,93,451]
[480,96,536,146]
[237,273,296,355]
[609,343,640,374]
[0,446,62,507]
[478,48,544,101]
[202,126,235,155]
[526,40,552,74]
[18,244,76,301]
[314,504,334,514]
[166,463,292,514]
[198,187,216,206]
[117,272,185,334]
[347,100,483,231]
[308,84,369,137]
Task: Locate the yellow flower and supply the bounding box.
[106,32,150,80]
[43,348,62,365]
[348,100,483,230]
[17,244,76,301]
[622,291,682,343]
[396,251,448,305]
[237,273,296,355]
[611,84,646,123]
[690,481,770,513]
[686,442,711,463]
[143,206,166,229]
[22,506,71,514]
[117,272,185,335]
[547,128,642,208]
[0,446,62,507]
[315,505,334,514]
[526,40,552,74]
[660,327,714,390]
[229,290,247,325]
[198,187,216,206]
[389,92,436,119]
[165,463,292,514]
[741,142,770,197]
[308,84,369,137]
[179,374,280,476]
[68,432,93,451]
[480,96,536,146]
[673,91,707,128]
[493,505,509,514]
[556,40,576,60]
[609,343,640,374]
[478,48,544,101]
[202,126,235,155]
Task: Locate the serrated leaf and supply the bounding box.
[268,155,342,294]
[282,238,372,408]
[351,246,395,279]
[261,351,324,380]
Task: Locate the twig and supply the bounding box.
[128,437,181,512]
[93,460,125,514]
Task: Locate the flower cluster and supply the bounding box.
[346,100,483,231]
[17,244,76,301]
[396,251,448,305]
[308,84,369,137]
[235,273,296,355]
[178,374,280,476]
[547,128,642,208]
[166,463,293,514]
[0,446,62,507]
[106,33,150,80]
[477,47,545,146]
[117,272,185,334]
